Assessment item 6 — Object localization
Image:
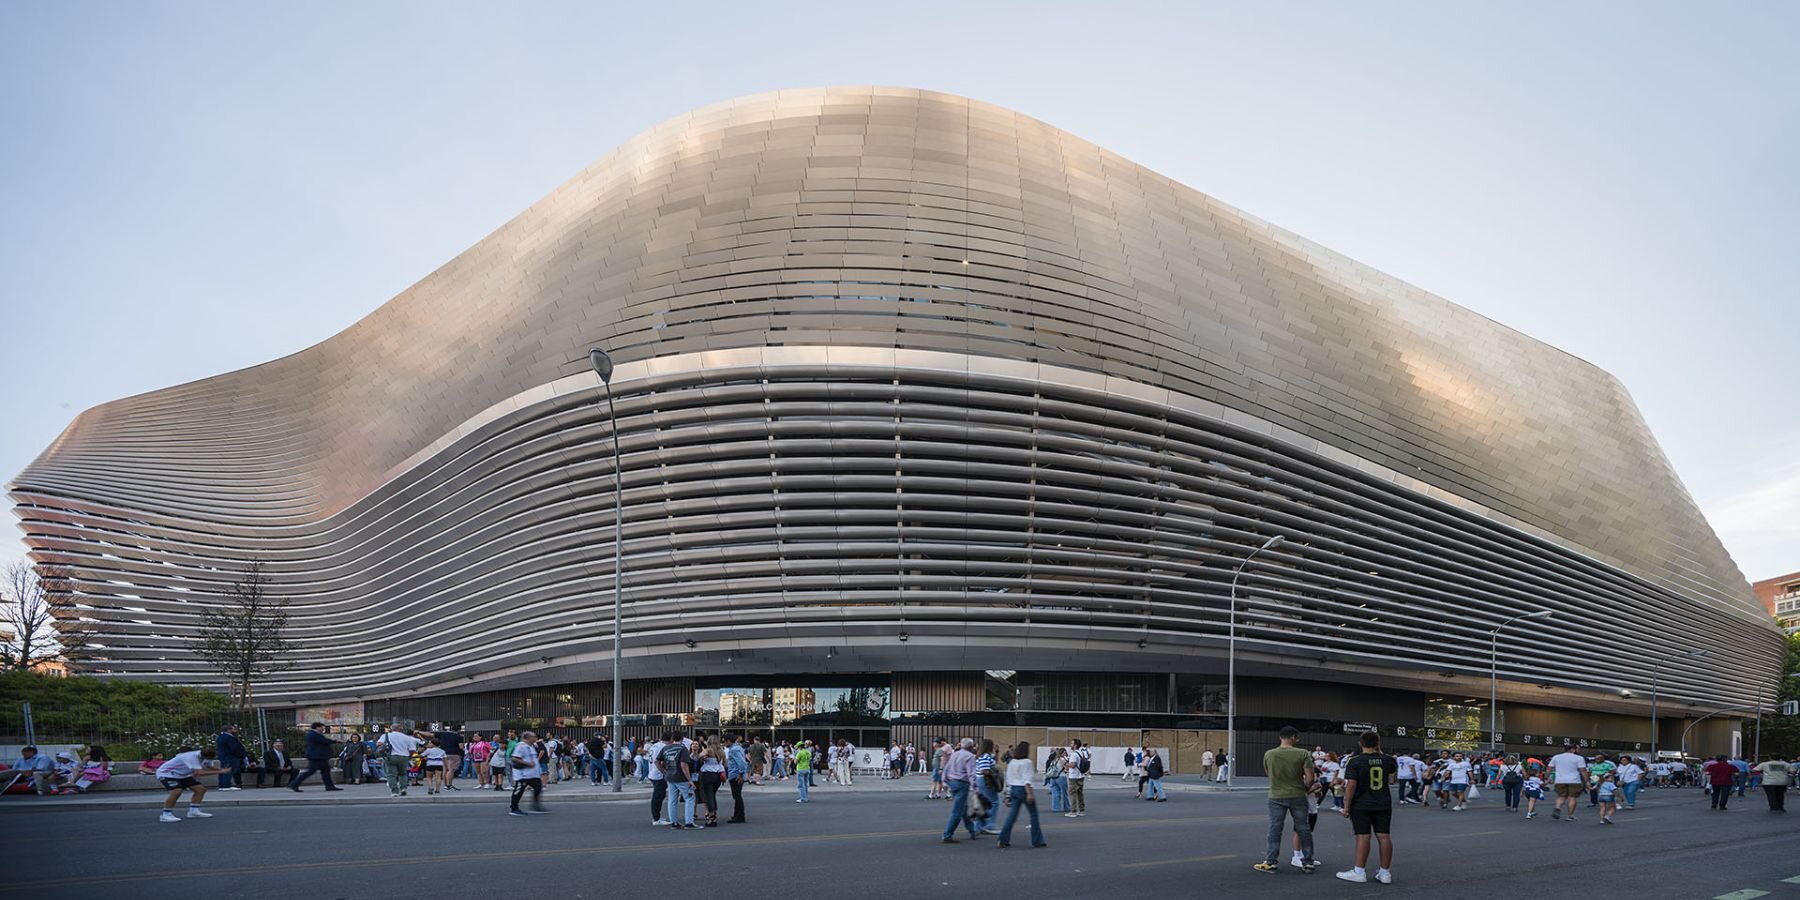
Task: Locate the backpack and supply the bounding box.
[1076,750,1091,774]
[1502,765,1523,786]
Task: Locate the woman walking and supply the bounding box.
[1499,754,1525,812]
[997,741,1047,848]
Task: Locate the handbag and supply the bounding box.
[1466,784,1481,800]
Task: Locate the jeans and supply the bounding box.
[943,780,978,840]
[384,756,409,795]
[600,760,612,784]
[1765,784,1787,811]
[668,780,696,826]
[999,785,1044,846]
[1503,781,1522,809]
[1265,796,1314,865]
[977,781,1000,830]
[510,776,542,812]
[1735,772,1747,797]
[699,771,723,821]
[796,770,811,802]
[220,757,244,789]
[1621,781,1640,807]
[728,775,746,821]
[651,779,667,821]
[1048,776,1067,811]
[1144,778,1165,800]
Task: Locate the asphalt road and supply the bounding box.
[7,783,1797,899]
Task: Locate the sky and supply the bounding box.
[1,2,1795,583]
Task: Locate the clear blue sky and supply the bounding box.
[2,2,1796,581]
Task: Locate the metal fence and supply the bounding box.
[0,701,301,762]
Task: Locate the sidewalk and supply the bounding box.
[0,771,1266,813]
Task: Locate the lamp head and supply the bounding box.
[1260,535,1286,550]
[1525,610,1554,620]
[588,348,614,384]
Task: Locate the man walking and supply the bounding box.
[1064,739,1089,818]
[725,733,749,823]
[216,725,248,791]
[1757,757,1790,812]
[1704,755,1737,810]
[1335,731,1396,884]
[506,730,546,816]
[1548,742,1588,821]
[376,723,421,797]
[288,722,343,792]
[940,738,981,842]
[1200,747,1215,782]
[1255,725,1318,874]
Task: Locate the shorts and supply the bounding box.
[1450,783,1469,792]
[1554,783,1584,798]
[425,765,444,771]
[1349,807,1392,835]
[1524,788,1543,799]
[931,769,943,784]
[159,776,199,790]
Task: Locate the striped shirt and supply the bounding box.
[976,753,996,774]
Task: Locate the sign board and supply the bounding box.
[1656,750,1687,759]
[1782,700,1798,717]
[1342,722,1378,735]
[296,703,365,727]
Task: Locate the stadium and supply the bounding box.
[11,87,1778,771]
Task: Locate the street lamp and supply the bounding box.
[588,348,625,794]
[1650,647,1708,763]
[1226,534,1284,790]
[1490,610,1553,751]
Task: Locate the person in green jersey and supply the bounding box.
[1255,725,1318,874]
[794,741,814,803]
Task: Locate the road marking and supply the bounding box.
[1120,854,1235,869]
[1782,876,1800,884]
[1714,891,1769,899]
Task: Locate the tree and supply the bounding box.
[194,561,292,708]
[1748,632,1800,760]
[1,561,89,671]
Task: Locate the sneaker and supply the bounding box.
[942,837,959,844]
[1301,861,1319,874]
[510,810,528,817]
[159,811,180,823]
[1335,869,1368,883]
[1550,809,1560,819]
[186,808,213,818]
[221,786,242,791]
[1076,811,1086,817]
[653,819,666,826]
[1375,869,1393,884]
[1525,812,1536,819]
[1063,812,1078,818]
[1290,855,1305,869]
[1253,862,1278,874]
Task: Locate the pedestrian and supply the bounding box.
[376,722,421,798]
[1335,731,1395,885]
[340,732,368,785]
[1704,754,1736,810]
[1142,748,1167,802]
[1064,739,1089,818]
[1290,776,1324,869]
[1255,726,1318,874]
[434,725,464,791]
[154,746,222,823]
[1585,752,1615,808]
[697,735,726,826]
[1757,756,1790,812]
[1615,756,1643,810]
[940,738,981,843]
[1045,748,1068,812]
[974,739,1002,834]
[1731,754,1751,798]
[795,740,814,804]
[1499,754,1524,812]
[289,722,342,792]
[1200,747,1216,781]
[996,741,1047,849]
[506,730,546,816]
[747,736,767,786]
[423,738,448,794]
[1445,751,1472,811]
[1548,742,1587,821]
[725,733,749,823]
[215,724,248,791]
[1215,748,1231,783]
[470,733,491,788]
[1522,768,1545,818]
[1596,772,1619,824]
[927,738,947,800]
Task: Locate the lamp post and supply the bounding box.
[1226,533,1284,790]
[588,348,625,794]
[1650,648,1708,763]
[1490,610,1553,752]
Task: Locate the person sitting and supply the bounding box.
[256,741,296,788]
[7,746,56,795]
[63,746,114,794]
[137,754,167,776]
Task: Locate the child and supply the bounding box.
[1523,771,1545,819]
[422,739,446,794]
[1292,777,1327,869]
[1597,773,1618,824]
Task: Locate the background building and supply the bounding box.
[1755,571,1800,631]
[11,87,1777,769]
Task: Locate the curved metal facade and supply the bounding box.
[11,86,1777,709]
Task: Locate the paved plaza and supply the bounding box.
[5,776,1796,899]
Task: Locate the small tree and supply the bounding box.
[1,561,89,671]
[195,561,292,707]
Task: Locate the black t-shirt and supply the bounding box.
[659,743,693,783]
[1344,753,1395,810]
[434,731,463,755]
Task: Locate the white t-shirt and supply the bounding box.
[424,747,447,766]
[1066,749,1088,780]
[509,743,543,780]
[1446,760,1473,783]
[1397,756,1421,780]
[1616,763,1643,784]
[1318,760,1340,784]
[380,731,421,756]
[1652,763,1670,777]
[646,742,666,781]
[1550,752,1587,784]
[156,750,210,779]
[1005,757,1035,788]
[1201,751,1215,765]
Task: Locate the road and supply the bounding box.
[5,780,1795,899]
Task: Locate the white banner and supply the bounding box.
[1036,745,1170,776]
